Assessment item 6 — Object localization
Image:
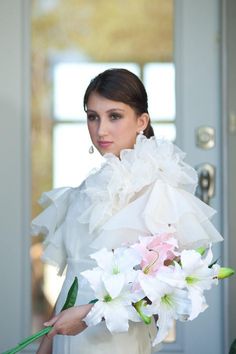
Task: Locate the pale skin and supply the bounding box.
[36,93,149,354]
[86,92,149,157]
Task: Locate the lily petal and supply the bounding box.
[153,308,174,346]
[90,248,114,271]
[81,268,103,293]
[103,300,130,332]
[85,301,106,327]
[188,288,208,320]
[103,273,125,299]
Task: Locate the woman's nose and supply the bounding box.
[97,119,109,136]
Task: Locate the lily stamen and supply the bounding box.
[143,249,160,274]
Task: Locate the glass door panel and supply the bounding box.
[31,0,175,347]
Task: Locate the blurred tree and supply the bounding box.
[32,0,173,62]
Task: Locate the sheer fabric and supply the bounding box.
[32,135,223,353]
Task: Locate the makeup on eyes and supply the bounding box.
[110,112,123,120]
[87,109,124,122]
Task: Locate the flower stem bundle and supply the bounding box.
[2,277,78,354]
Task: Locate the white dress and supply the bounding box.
[31,135,223,354]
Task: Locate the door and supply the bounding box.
[165,1,224,354]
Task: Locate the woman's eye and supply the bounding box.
[87,115,98,121]
[110,114,122,120]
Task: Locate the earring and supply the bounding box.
[139,131,144,135]
[89,145,94,154]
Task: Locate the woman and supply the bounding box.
[33,69,223,354]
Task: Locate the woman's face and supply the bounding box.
[86,92,148,157]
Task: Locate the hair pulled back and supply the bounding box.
[83,68,154,138]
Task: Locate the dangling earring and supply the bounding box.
[89,145,94,154]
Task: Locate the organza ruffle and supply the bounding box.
[31,187,73,274]
[78,135,199,234]
[90,179,223,251]
[32,135,223,274]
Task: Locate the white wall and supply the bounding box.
[0,1,31,351]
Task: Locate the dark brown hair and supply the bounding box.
[83,68,154,138]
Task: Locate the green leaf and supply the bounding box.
[89,298,98,304]
[209,258,220,268]
[61,276,79,311]
[229,338,236,354]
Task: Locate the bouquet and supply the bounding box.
[81,232,234,347]
[3,232,234,353]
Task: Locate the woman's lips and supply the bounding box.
[98,141,113,149]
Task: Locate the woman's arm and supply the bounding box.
[44,304,93,339]
[36,334,53,354]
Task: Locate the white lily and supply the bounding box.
[140,277,191,346]
[81,267,142,333]
[180,247,219,292]
[81,247,142,332]
[91,247,141,275]
[90,247,141,293]
[153,287,191,346]
[154,263,186,289]
[178,247,219,319]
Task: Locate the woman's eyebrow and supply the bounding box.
[106,108,125,113]
[86,109,97,113]
[86,108,125,113]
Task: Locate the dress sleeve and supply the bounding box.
[31,187,73,275]
[142,179,223,249]
[90,180,223,251]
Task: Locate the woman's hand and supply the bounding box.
[44,304,93,339]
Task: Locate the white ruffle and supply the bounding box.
[31,187,74,275]
[78,135,199,235]
[32,135,223,272]
[90,179,223,251]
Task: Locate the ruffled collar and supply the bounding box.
[78,135,198,234]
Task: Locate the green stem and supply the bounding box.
[2,327,52,354]
[2,277,79,354]
[134,300,152,325]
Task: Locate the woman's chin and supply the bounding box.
[97,146,119,157]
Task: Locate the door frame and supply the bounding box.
[221,0,236,350]
[174,0,226,353]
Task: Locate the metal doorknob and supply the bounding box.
[195,163,215,205]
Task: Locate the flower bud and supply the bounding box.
[196,247,206,256]
[218,267,235,279]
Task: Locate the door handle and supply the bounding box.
[195,163,215,205]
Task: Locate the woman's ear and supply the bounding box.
[137,113,149,133]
